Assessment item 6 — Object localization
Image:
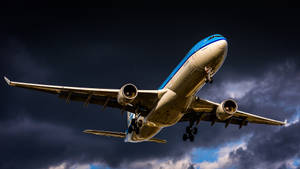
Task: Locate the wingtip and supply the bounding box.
[4,76,11,85]
[83,129,92,133]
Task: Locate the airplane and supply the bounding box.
[4,34,286,143]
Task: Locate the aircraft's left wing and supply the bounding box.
[4,76,162,116]
[180,97,286,127]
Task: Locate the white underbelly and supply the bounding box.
[132,40,227,142]
[166,41,227,97]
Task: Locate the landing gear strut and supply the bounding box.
[128,119,140,134]
[205,66,213,84]
[183,121,198,142]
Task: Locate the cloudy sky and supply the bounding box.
[1,7,300,169]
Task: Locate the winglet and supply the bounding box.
[4,76,11,85]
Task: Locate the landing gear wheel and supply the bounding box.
[183,123,198,142]
[131,119,136,125]
[183,133,188,141]
[189,134,195,142]
[192,127,198,135]
[205,66,213,84]
[186,127,191,133]
[137,120,143,128]
[205,77,213,83]
[128,125,133,133]
[135,127,140,134]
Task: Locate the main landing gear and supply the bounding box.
[183,122,198,142]
[205,66,213,84]
[128,119,142,135]
[183,127,197,142]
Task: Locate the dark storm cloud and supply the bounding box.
[1,7,300,169]
[1,38,52,81]
[230,122,300,169]
[204,61,300,169]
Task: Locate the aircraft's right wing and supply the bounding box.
[4,76,165,116]
[180,97,286,127]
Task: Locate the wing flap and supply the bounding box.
[235,110,286,125]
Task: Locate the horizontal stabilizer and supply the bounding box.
[84,129,125,138]
[83,129,167,143]
[147,137,167,144]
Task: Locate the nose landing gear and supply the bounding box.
[205,66,213,84]
[128,119,140,134]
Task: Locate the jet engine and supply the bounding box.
[216,99,238,120]
[117,83,138,106]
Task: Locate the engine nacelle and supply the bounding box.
[216,99,238,121]
[117,83,138,106]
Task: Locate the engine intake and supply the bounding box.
[117,83,138,106]
[216,99,238,121]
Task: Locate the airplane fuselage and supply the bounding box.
[127,35,228,142]
[4,34,285,144]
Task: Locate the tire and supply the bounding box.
[186,127,191,133]
[128,125,133,133]
[183,133,188,141]
[189,134,195,142]
[192,127,198,135]
[131,119,136,127]
[135,127,140,134]
[137,120,143,128]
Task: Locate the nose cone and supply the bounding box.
[208,39,228,70]
[215,39,228,59]
[218,39,228,51]
[207,34,228,53]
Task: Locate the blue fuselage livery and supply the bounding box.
[158,34,226,90]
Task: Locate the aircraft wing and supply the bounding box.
[4,76,162,116]
[180,97,286,127]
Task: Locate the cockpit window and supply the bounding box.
[208,35,222,40]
